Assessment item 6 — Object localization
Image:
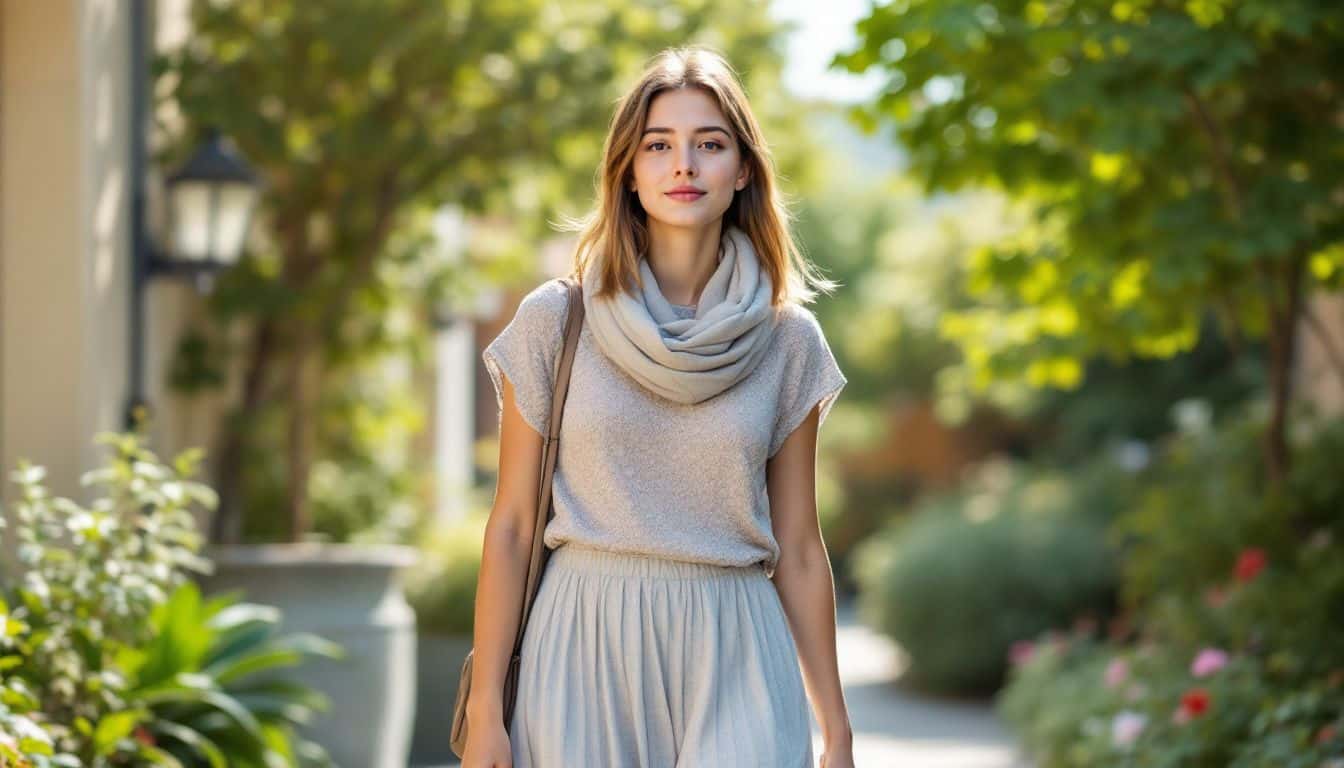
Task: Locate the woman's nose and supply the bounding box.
[675,148,697,177]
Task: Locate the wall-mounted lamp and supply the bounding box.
[157,131,261,279]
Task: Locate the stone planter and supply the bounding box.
[196,543,420,768]
[410,632,474,766]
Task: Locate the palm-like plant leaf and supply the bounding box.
[124,580,340,767]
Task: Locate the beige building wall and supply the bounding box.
[1,0,206,573]
[1299,293,1344,419]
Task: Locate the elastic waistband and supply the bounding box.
[547,544,767,581]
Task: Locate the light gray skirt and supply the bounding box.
[508,544,815,767]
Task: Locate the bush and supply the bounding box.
[999,408,1344,766]
[853,457,1122,694]
[403,513,487,636]
[1111,408,1344,674]
[998,632,1344,767]
[0,431,336,767]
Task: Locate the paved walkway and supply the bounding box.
[421,597,1031,767]
[809,597,1032,767]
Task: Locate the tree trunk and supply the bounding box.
[212,212,310,546]
[286,325,318,543]
[211,315,278,546]
[1263,253,1306,489]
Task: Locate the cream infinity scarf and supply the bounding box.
[581,224,778,404]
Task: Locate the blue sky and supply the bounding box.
[770,0,887,103]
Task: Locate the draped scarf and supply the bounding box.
[581,224,778,404]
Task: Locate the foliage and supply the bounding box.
[852,456,1124,694]
[1109,400,1291,615]
[1111,405,1344,672]
[0,432,217,765]
[1030,316,1263,464]
[837,0,1344,481]
[0,431,335,767]
[118,580,343,768]
[156,0,807,546]
[998,411,1344,765]
[999,629,1344,766]
[403,513,488,637]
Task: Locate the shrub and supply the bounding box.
[1112,409,1344,674]
[999,632,1344,767]
[0,431,337,767]
[853,457,1121,694]
[999,410,1344,765]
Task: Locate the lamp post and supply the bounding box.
[125,0,262,431]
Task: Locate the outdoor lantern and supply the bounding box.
[124,127,264,431]
[160,129,261,269]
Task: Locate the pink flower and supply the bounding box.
[1191,648,1229,678]
[1009,640,1035,667]
[1104,657,1128,688]
[1111,710,1147,748]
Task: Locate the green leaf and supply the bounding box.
[92,709,146,756]
[148,720,229,768]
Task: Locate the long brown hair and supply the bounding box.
[558,45,838,309]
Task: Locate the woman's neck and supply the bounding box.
[644,219,723,306]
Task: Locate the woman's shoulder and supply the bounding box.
[512,276,575,327]
[772,300,827,347]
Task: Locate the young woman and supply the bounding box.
[463,46,855,768]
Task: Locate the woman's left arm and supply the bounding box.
[767,402,854,765]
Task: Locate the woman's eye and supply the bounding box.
[645,140,725,151]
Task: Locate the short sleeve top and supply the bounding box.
[482,277,846,577]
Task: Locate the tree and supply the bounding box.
[835,0,1344,488]
[156,0,796,544]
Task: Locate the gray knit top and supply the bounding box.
[482,277,847,577]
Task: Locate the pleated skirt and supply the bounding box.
[508,544,815,768]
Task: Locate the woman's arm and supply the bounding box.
[466,373,546,728]
[767,403,854,759]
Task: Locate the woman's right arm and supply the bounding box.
[464,372,546,752]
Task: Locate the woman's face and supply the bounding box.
[629,87,750,231]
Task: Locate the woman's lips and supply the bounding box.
[666,190,706,202]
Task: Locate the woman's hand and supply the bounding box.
[819,743,856,768]
[461,721,513,768]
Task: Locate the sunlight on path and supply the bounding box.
[808,599,1033,768]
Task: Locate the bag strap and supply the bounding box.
[511,276,584,658]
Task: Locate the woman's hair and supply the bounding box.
[558,45,837,308]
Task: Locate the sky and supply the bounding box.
[770,0,887,103]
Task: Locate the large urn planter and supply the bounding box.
[196,543,420,768]
[410,631,474,766]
